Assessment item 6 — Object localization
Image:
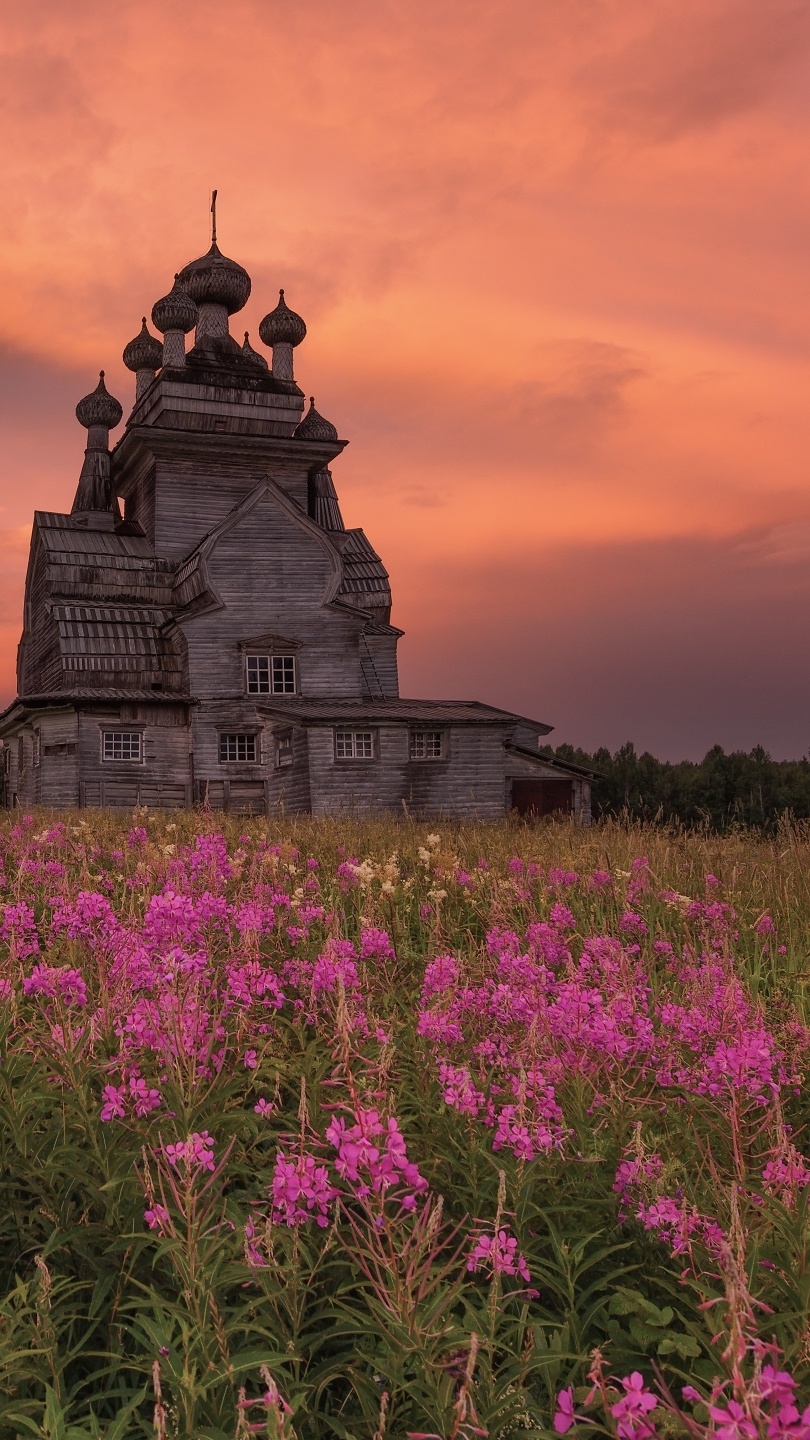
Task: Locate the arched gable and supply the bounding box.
[197,478,343,610]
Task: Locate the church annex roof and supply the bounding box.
[50,603,186,692]
[35,512,156,556]
[255,698,553,730]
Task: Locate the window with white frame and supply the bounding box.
[102,732,142,762]
[409,730,445,760]
[335,730,374,760]
[219,733,258,762]
[245,654,296,695]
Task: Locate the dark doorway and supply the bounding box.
[511,778,573,818]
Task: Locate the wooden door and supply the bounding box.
[511,778,573,817]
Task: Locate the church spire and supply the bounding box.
[71,372,123,523]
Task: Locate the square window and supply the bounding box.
[410,730,444,760]
[335,730,374,760]
[246,654,297,695]
[219,733,257,762]
[102,732,142,762]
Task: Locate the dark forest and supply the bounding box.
[542,741,810,828]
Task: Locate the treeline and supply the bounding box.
[542,741,810,829]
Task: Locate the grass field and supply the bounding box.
[2,810,809,1440]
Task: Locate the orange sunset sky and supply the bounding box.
[1,0,810,760]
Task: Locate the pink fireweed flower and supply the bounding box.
[620,911,648,937]
[164,1131,216,1173]
[610,1373,658,1440]
[50,890,116,941]
[326,1108,428,1209]
[311,938,360,994]
[224,959,285,1014]
[144,1204,170,1232]
[548,902,576,931]
[614,1154,663,1201]
[336,859,361,891]
[708,1400,758,1440]
[547,867,578,888]
[359,926,395,961]
[129,1075,161,1117]
[492,1106,560,1161]
[421,954,460,999]
[553,1387,579,1434]
[416,1009,464,1045]
[438,1063,485,1117]
[0,901,40,958]
[762,1147,810,1201]
[698,1029,783,1103]
[254,1098,275,1117]
[466,1226,531,1283]
[100,1084,127,1122]
[243,1215,265,1268]
[635,1194,724,1257]
[187,832,233,886]
[760,1365,797,1408]
[270,1151,336,1227]
[142,889,205,954]
[627,857,651,904]
[756,913,777,938]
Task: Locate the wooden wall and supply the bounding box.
[146,455,316,560]
[360,634,399,699]
[6,710,80,809]
[77,704,191,809]
[305,723,512,819]
[180,490,369,702]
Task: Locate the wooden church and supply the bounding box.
[0,212,594,818]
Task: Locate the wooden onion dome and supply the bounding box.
[294,397,338,442]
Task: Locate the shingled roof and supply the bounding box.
[337,529,391,612]
[255,697,553,729]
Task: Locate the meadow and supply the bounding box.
[2,810,810,1440]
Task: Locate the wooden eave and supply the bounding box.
[111,425,349,489]
[505,742,602,780]
[253,698,554,728]
[0,690,195,733]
